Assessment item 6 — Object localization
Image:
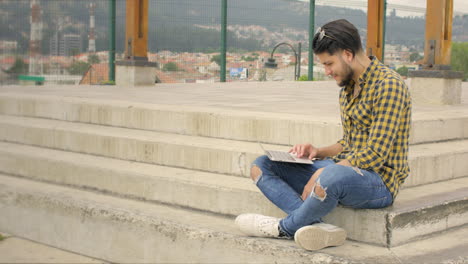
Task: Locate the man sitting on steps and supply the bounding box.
[235,19,412,251]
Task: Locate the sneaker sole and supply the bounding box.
[294,226,346,251]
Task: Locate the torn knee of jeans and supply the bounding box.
[352,166,364,176]
[250,165,263,184]
[311,179,327,202]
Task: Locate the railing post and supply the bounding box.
[108,0,116,82]
[297,42,301,80]
[220,0,227,82]
[382,0,387,63]
[308,0,315,81]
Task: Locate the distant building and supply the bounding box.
[0,41,18,52]
[88,2,96,53]
[50,33,83,57]
[384,44,410,66]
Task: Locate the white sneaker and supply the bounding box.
[235,214,281,238]
[294,223,346,251]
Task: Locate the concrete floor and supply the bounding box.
[1,81,467,121]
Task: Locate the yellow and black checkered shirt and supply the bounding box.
[333,57,412,198]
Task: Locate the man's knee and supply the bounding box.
[311,165,348,201]
[314,183,327,198]
[250,155,270,182]
[250,165,262,183]
[311,179,327,201]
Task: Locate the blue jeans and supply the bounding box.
[252,155,393,237]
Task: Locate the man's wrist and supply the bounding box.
[316,147,322,159]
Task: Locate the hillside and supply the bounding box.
[0,0,466,54]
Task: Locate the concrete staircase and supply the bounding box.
[0,83,467,263]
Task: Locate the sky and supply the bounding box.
[303,0,468,17]
[389,0,467,17]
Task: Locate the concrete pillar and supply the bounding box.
[408,70,463,105]
[408,0,461,106]
[116,61,157,86]
[116,0,157,86]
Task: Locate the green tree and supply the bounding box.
[68,61,90,75]
[396,66,409,77]
[7,57,28,74]
[242,56,256,62]
[88,54,100,64]
[211,55,222,66]
[162,62,179,72]
[451,42,468,81]
[409,52,423,62]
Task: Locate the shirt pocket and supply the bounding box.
[350,100,372,131]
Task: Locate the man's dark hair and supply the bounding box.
[312,19,363,57]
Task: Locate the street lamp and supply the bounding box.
[264,42,301,81]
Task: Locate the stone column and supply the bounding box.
[408,70,463,105]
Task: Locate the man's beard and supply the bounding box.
[338,63,354,87]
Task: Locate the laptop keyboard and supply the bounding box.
[269,151,295,161]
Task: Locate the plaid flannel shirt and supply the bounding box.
[333,57,412,198]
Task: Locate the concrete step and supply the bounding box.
[1,115,467,187]
[0,233,106,264]
[0,173,353,263]
[0,141,466,247]
[0,93,467,145]
[1,174,467,264]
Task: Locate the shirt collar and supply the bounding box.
[343,56,379,99]
[358,56,379,86]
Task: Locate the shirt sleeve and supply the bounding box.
[347,78,406,170]
[337,138,346,147]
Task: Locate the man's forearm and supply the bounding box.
[316,143,343,159]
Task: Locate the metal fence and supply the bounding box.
[0,0,116,85]
[2,0,462,85]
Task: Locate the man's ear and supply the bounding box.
[342,49,354,64]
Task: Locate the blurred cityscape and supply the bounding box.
[0,0,467,85]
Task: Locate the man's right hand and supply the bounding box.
[289,143,319,160]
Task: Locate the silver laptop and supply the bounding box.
[259,144,313,164]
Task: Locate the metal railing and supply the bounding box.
[2,0,463,85]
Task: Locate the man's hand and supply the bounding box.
[301,168,324,200]
[289,143,319,160]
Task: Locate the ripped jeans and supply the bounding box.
[252,155,393,237]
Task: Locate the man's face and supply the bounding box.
[316,51,354,87]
